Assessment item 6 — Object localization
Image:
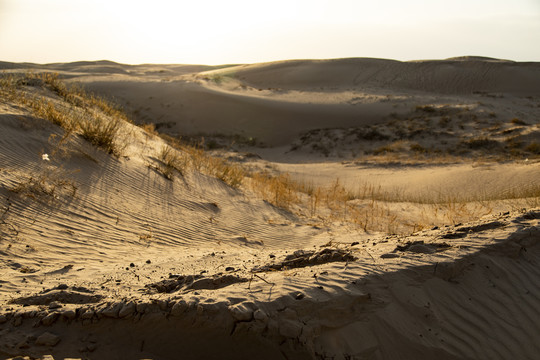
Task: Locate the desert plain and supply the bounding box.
[0,57,539,359]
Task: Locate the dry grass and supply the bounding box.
[10,170,78,201]
[153,145,189,180]
[0,72,126,155]
[157,136,245,188]
[245,168,540,235]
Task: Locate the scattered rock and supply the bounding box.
[118,302,136,318]
[101,302,123,318]
[35,332,60,346]
[225,266,235,272]
[380,253,400,259]
[253,309,268,322]
[229,303,253,321]
[253,248,357,272]
[48,301,62,310]
[129,263,135,267]
[61,309,76,320]
[146,260,151,264]
[41,312,59,326]
[394,241,451,254]
[80,309,95,320]
[171,300,188,316]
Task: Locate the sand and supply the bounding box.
[0,57,539,359]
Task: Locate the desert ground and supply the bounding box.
[0,57,539,359]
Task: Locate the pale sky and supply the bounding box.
[1,0,539,65]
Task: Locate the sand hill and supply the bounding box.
[0,58,539,359]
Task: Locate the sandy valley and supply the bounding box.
[0,57,539,359]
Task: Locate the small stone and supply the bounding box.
[171,300,188,316]
[294,292,305,300]
[23,310,37,318]
[146,259,151,264]
[17,340,30,349]
[253,309,268,322]
[61,309,76,320]
[156,299,169,311]
[56,284,68,290]
[225,266,235,272]
[136,302,148,314]
[80,310,94,320]
[350,242,360,246]
[118,302,136,318]
[41,312,59,326]
[36,332,61,346]
[196,305,204,315]
[229,303,253,321]
[279,319,302,338]
[101,302,122,318]
[269,254,275,259]
[380,253,400,259]
[129,263,135,267]
[49,301,62,310]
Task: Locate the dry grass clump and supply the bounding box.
[154,145,189,180]
[187,146,245,187]
[156,136,245,187]
[249,172,299,209]
[10,171,78,201]
[0,72,126,155]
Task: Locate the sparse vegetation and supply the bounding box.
[511,117,527,125]
[152,145,189,180]
[10,170,78,201]
[0,72,127,155]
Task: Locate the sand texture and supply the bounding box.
[0,57,539,359]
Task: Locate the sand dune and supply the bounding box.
[0,58,539,359]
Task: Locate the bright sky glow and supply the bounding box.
[1,0,539,64]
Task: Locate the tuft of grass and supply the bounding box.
[10,172,78,201]
[154,145,188,180]
[78,112,122,155]
[250,172,299,210]
[525,142,540,155]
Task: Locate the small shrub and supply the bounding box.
[525,142,540,154]
[410,143,428,153]
[79,114,122,155]
[511,118,527,125]
[460,137,499,150]
[154,145,188,180]
[415,105,436,113]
